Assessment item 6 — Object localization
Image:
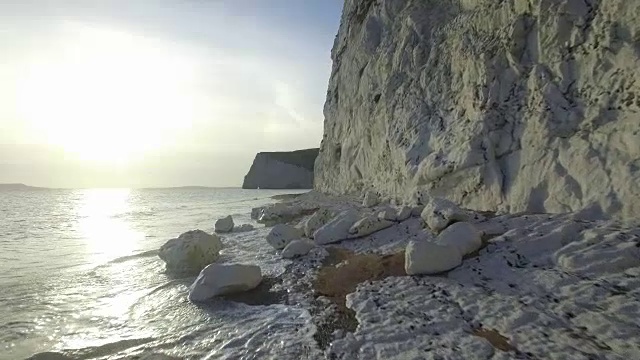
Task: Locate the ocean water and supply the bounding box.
[0,188,315,360]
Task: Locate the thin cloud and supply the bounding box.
[0,0,342,187]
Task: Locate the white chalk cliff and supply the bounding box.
[243,149,319,189]
[315,0,640,221]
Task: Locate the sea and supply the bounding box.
[0,187,318,360]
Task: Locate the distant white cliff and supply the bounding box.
[315,0,640,221]
[243,148,319,189]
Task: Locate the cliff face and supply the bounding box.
[315,0,640,220]
[243,148,319,189]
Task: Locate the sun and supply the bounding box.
[16,22,199,164]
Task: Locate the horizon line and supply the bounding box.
[0,183,243,190]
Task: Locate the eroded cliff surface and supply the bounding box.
[315,0,640,220]
[243,148,319,189]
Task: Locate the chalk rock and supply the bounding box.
[349,214,394,238]
[301,208,334,238]
[188,263,262,302]
[362,191,379,207]
[396,206,413,221]
[235,224,255,232]
[405,240,462,275]
[436,222,482,257]
[314,209,360,245]
[250,207,262,220]
[256,203,307,226]
[214,215,234,233]
[378,205,412,222]
[421,197,469,233]
[378,207,397,221]
[555,229,640,277]
[266,223,304,249]
[314,0,640,222]
[158,230,223,274]
[281,239,316,259]
[411,205,425,217]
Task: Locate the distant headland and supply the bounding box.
[0,183,46,190]
[242,148,319,189]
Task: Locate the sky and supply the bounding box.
[0,0,343,188]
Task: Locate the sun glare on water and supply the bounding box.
[76,188,144,264]
[16,22,200,164]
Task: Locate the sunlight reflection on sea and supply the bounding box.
[0,188,313,359]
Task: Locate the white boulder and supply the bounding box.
[378,207,397,221]
[256,203,307,226]
[158,230,223,274]
[215,215,234,233]
[314,210,360,245]
[405,240,462,275]
[420,197,469,232]
[396,206,413,221]
[188,263,262,302]
[349,215,394,238]
[235,224,255,232]
[411,205,425,217]
[362,191,379,207]
[250,207,261,219]
[301,208,334,238]
[378,205,413,222]
[266,223,304,249]
[281,239,316,259]
[436,222,482,257]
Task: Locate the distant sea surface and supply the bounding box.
[0,188,314,359]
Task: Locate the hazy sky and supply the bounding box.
[0,0,342,188]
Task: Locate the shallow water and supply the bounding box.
[0,188,315,359]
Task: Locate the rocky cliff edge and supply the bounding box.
[315,0,640,221]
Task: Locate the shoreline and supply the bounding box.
[22,189,640,359]
[270,192,310,201]
[238,191,640,358]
